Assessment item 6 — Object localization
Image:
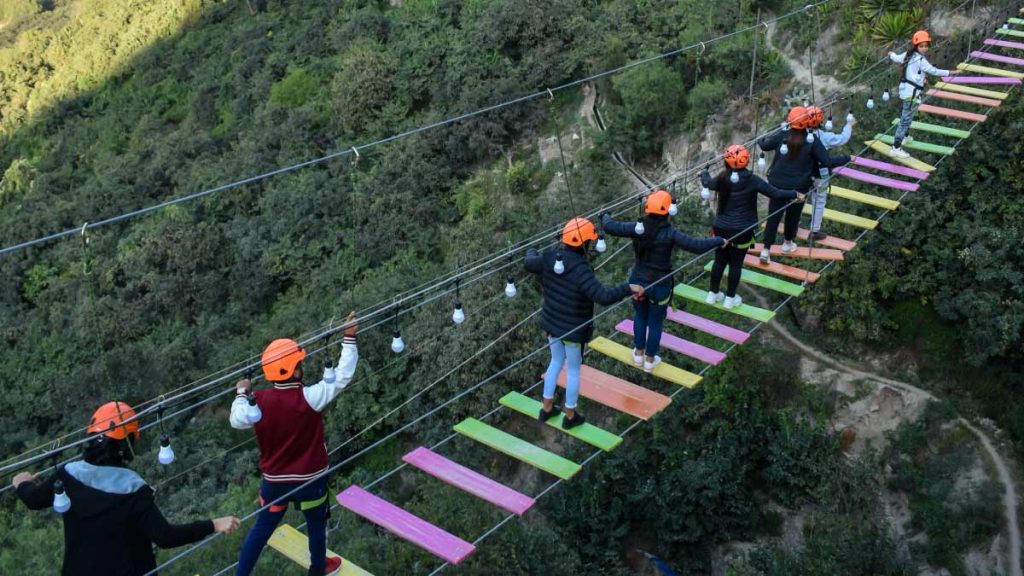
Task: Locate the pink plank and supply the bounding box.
[833,166,919,192]
[402,447,535,516]
[971,50,1024,67]
[918,104,987,123]
[337,486,476,564]
[615,319,727,365]
[849,155,930,180]
[941,75,1021,85]
[664,307,749,345]
[984,38,1024,51]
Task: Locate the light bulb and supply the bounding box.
[866,97,875,109]
[807,131,815,144]
[158,436,175,466]
[802,99,810,107]
[634,220,645,235]
[52,480,70,513]
[504,278,517,297]
[452,302,465,324]
[246,395,262,424]
[756,153,766,170]
[825,116,833,131]
[1004,23,1010,29]
[700,186,710,200]
[595,235,607,253]
[729,171,739,183]
[391,330,405,353]
[553,255,565,275]
[846,112,855,123]
[780,143,789,156]
[882,89,890,102]
[781,121,789,131]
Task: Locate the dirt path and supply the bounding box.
[744,289,1021,575]
[763,20,858,97]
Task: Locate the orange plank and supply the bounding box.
[926,89,1001,108]
[770,224,857,251]
[747,244,845,261]
[556,365,670,421]
[917,103,987,123]
[743,255,820,283]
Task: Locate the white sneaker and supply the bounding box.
[715,291,726,303]
[904,135,914,144]
[631,350,644,366]
[705,291,723,305]
[759,248,771,264]
[781,240,797,254]
[888,146,911,159]
[643,356,662,373]
[724,295,743,309]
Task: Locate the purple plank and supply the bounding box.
[616,320,727,365]
[984,38,1024,50]
[402,447,535,516]
[971,50,1024,67]
[941,75,1022,85]
[849,155,930,180]
[833,167,919,192]
[664,307,749,345]
[337,486,476,564]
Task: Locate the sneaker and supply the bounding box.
[704,291,723,305]
[715,291,725,303]
[809,231,828,241]
[325,556,343,575]
[904,135,914,144]
[759,248,771,264]
[631,349,644,366]
[643,356,662,373]
[562,411,586,430]
[888,146,911,159]
[724,295,743,309]
[538,404,561,422]
[781,240,797,254]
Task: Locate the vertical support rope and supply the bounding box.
[749,8,762,141]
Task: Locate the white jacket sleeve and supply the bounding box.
[919,56,949,77]
[889,51,907,64]
[229,390,253,430]
[303,337,358,413]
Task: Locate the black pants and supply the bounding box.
[762,195,805,248]
[710,228,754,297]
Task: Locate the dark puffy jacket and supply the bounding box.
[16,461,214,576]
[700,169,798,231]
[524,246,631,343]
[601,214,724,288]
[758,131,850,191]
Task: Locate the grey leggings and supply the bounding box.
[893,99,919,148]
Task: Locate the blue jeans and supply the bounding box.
[542,336,583,409]
[236,477,330,576]
[631,281,672,358]
[894,98,919,148]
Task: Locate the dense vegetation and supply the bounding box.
[0,0,1020,574]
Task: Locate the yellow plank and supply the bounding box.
[957,62,1024,79]
[828,185,901,210]
[269,524,374,576]
[588,337,702,388]
[864,140,936,172]
[933,82,1008,100]
[803,204,878,230]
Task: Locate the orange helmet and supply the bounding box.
[912,30,932,46]
[645,190,673,215]
[787,106,811,130]
[561,217,598,247]
[807,106,825,128]
[724,145,750,169]
[262,338,306,382]
[88,401,141,441]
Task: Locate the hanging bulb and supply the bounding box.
[729,171,739,184]
[780,121,789,131]
[452,302,465,324]
[780,143,789,156]
[882,89,891,102]
[391,330,405,353]
[802,99,810,107]
[846,112,855,124]
[825,116,834,131]
[504,277,517,297]
[1003,23,1010,29]
[807,130,816,144]
[595,234,607,253]
[756,152,766,171]
[700,185,710,201]
[553,254,565,275]
[52,480,70,514]
[158,436,175,466]
[634,219,645,235]
[246,395,262,424]
[866,97,875,109]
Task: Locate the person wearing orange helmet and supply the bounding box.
[12,402,240,576]
[757,107,850,263]
[525,218,644,428]
[230,314,359,576]
[807,106,855,241]
[701,145,800,308]
[600,191,724,371]
[888,30,961,158]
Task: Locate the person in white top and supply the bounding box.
[887,30,960,158]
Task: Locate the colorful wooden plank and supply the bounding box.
[957,62,1024,79]
[1009,17,1024,25]
[615,319,729,364]
[916,103,988,123]
[672,283,775,322]
[801,204,879,230]
[453,418,582,480]
[747,243,845,261]
[742,255,820,283]
[664,308,751,344]
[933,82,1009,100]
[402,447,535,516]
[699,261,804,297]
[828,185,901,211]
[268,524,375,575]
[941,74,1022,84]
[557,365,671,420]
[499,392,623,451]
[336,486,476,564]
[926,88,1001,108]
[983,38,1024,51]
[786,226,857,251]
[995,27,1024,39]
[588,336,703,388]
[971,50,1024,68]
[833,166,919,191]
[849,155,931,180]
[864,140,937,172]
[888,118,972,139]
[873,134,956,155]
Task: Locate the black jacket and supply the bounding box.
[524,246,631,343]
[700,169,797,231]
[758,131,850,191]
[16,462,214,576]
[601,214,724,287]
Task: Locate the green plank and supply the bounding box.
[890,118,972,139]
[996,27,1024,38]
[499,392,623,452]
[454,418,582,480]
[673,283,775,322]
[1009,17,1024,25]
[701,261,804,297]
[873,134,956,155]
